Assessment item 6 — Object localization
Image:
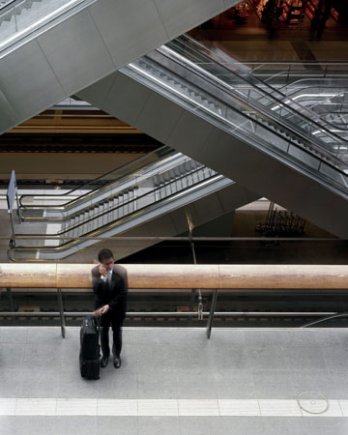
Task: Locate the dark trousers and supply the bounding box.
[100,312,124,358]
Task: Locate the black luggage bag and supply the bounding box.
[79,315,100,380]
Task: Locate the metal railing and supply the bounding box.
[125,58,348,193]
[18,146,173,210]
[0,306,342,338]
[10,166,225,260]
[168,36,348,158]
[1,261,348,338]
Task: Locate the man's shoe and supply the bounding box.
[100,355,109,368]
[113,356,121,369]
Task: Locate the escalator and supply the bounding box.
[166,36,348,162]
[201,54,348,142]
[9,146,258,260]
[231,57,348,144]
[267,78,348,140]
[78,36,348,238]
[0,0,237,134]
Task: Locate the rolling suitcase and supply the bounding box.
[79,315,100,380]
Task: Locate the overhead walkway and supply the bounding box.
[78,36,348,239]
[0,0,238,134]
[9,147,258,260]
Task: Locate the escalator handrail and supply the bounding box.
[19,145,172,210]
[17,163,214,233]
[55,164,214,236]
[0,0,22,14]
[156,44,346,162]
[140,48,347,171]
[125,58,348,192]
[320,113,348,131]
[0,0,96,53]
[19,151,191,221]
[10,168,223,256]
[168,35,348,148]
[274,82,348,101]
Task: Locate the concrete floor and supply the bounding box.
[1,326,348,434]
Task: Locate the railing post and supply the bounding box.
[324,65,328,78]
[14,7,18,32]
[57,288,66,338]
[206,290,218,339]
[186,211,204,322]
[16,189,22,224]
[6,288,14,314]
[8,209,16,248]
[287,64,291,85]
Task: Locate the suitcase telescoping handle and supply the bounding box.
[94,312,101,330]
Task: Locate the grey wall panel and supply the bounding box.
[0,0,234,134]
[88,0,169,67]
[132,88,188,144]
[37,9,115,95]
[187,191,225,225]
[153,0,226,40]
[79,73,348,238]
[0,40,66,127]
[79,72,153,127]
[75,73,116,105]
[224,0,241,6]
[79,71,186,139]
[165,112,224,160]
[88,0,241,67]
[172,118,348,239]
[0,89,16,133]
[168,111,348,238]
[105,73,217,149]
[216,184,260,214]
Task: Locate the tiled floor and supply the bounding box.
[1,327,348,434]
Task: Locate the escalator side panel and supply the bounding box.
[78,71,348,239]
[0,0,238,134]
[55,182,259,262]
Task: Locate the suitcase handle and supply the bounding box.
[93,313,101,330]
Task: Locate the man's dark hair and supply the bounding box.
[98,248,114,263]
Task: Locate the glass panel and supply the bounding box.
[165,36,348,164]
[123,47,348,195]
[19,146,174,208]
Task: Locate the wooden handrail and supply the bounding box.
[0,263,347,289]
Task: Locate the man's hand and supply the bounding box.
[98,264,107,277]
[94,304,110,317]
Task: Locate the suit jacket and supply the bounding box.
[91,264,128,318]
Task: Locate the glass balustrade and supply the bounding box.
[164,36,348,163]
[122,45,348,195]
[10,148,229,260]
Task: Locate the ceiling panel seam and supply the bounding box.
[36,38,68,98]
[86,7,119,72]
[151,0,171,41]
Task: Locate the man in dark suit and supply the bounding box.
[92,248,128,369]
